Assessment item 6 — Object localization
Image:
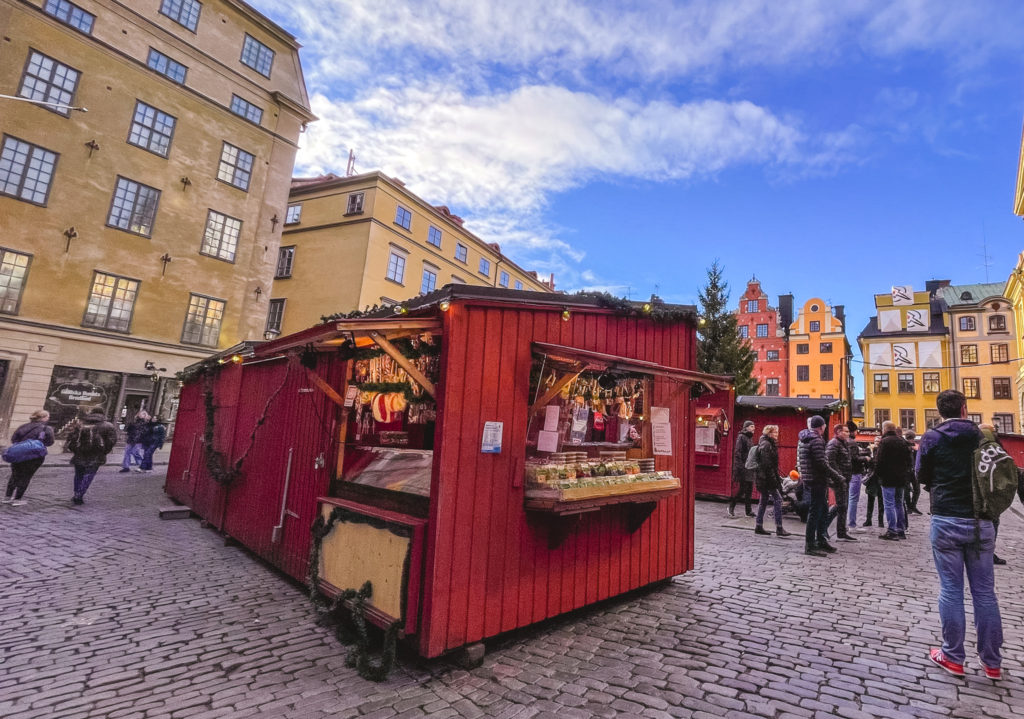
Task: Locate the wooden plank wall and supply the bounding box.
[419,303,695,658]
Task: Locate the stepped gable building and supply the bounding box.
[0,0,315,438]
[733,278,790,396]
[271,171,554,336]
[788,297,853,412]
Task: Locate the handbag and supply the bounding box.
[3,437,47,464]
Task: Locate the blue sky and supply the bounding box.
[253,0,1024,397]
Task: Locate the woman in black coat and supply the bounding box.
[754,425,791,537]
[3,409,55,505]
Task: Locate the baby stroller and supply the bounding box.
[780,472,809,522]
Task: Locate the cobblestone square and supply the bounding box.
[1,464,1021,718]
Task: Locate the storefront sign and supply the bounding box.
[50,382,106,406]
[481,421,503,453]
[651,406,672,456]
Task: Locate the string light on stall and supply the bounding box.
[439,300,450,312]
[561,307,571,322]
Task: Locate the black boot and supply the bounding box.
[754,525,771,535]
[775,527,791,537]
[817,541,837,553]
[804,545,827,557]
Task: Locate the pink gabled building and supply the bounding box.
[735,278,792,397]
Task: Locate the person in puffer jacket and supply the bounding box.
[797,415,845,557]
[752,425,791,537]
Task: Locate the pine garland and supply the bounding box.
[571,291,697,323]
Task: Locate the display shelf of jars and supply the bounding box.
[523,456,681,515]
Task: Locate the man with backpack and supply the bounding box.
[729,420,756,517]
[66,407,117,505]
[916,390,1003,680]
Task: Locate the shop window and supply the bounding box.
[796,343,808,354]
[873,373,889,394]
[276,246,295,278]
[766,350,779,361]
[160,0,201,32]
[230,95,263,124]
[993,414,1014,435]
[738,325,748,339]
[199,210,242,262]
[455,243,468,262]
[240,34,274,77]
[181,293,225,347]
[217,142,253,191]
[899,409,915,432]
[394,205,412,230]
[796,365,809,382]
[959,316,976,331]
[44,0,95,34]
[897,373,914,393]
[83,272,139,332]
[746,300,758,313]
[989,315,1007,332]
[874,408,890,427]
[0,135,59,206]
[922,372,939,393]
[819,342,832,353]
[127,101,176,157]
[765,378,779,396]
[147,48,188,84]
[820,364,833,381]
[0,247,32,315]
[993,378,1011,400]
[756,323,768,337]
[962,377,980,399]
[346,192,364,215]
[991,344,1009,363]
[925,409,940,429]
[107,176,160,237]
[284,205,301,225]
[265,298,285,334]
[960,344,978,364]
[19,50,80,117]
[809,320,820,332]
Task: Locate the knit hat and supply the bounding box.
[742,420,755,431]
[808,415,826,429]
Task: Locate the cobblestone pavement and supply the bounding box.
[1,465,1022,719]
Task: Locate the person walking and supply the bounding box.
[825,423,857,541]
[753,425,791,537]
[3,410,55,506]
[917,390,1002,679]
[729,420,756,517]
[66,407,117,505]
[797,415,845,557]
[846,421,866,530]
[119,410,149,473]
[875,421,910,540]
[903,430,922,516]
[863,435,885,527]
[138,416,167,473]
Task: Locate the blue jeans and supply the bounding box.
[756,489,783,527]
[847,474,862,527]
[73,465,100,499]
[881,486,906,533]
[121,443,143,469]
[930,516,1002,667]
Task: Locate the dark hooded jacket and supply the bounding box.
[67,412,117,468]
[915,418,982,519]
[11,420,55,448]
[797,429,844,488]
[754,433,781,492]
[875,429,911,488]
[732,429,754,482]
[825,436,852,482]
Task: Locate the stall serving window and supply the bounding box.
[337,331,440,498]
[694,407,729,466]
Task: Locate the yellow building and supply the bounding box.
[1015,121,1024,217]
[787,298,853,408]
[0,0,314,437]
[1004,254,1024,429]
[271,172,554,334]
[936,283,1019,433]
[859,283,952,432]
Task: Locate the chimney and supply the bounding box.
[834,304,845,328]
[778,294,794,337]
[925,279,951,294]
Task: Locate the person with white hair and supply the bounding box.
[3,409,55,505]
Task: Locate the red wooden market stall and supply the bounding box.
[165,287,730,659]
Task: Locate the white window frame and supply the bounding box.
[285,205,301,225]
[386,247,407,284]
[0,135,59,205]
[346,192,364,215]
[199,210,242,262]
[217,142,254,191]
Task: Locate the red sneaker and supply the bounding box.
[980,663,1003,680]
[929,648,965,677]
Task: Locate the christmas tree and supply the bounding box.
[697,261,759,395]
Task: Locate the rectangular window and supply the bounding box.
[746,300,758,313]
[147,48,188,84]
[479,258,490,277]
[962,377,980,399]
[394,206,412,230]
[960,344,978,364]
[756,323,768,337]
[819,342,832,353]
[899,409,915,432]
[738,325,748,339]
[346,193,364,215]
[420,267,437,294]
[0,135,58,206]
[796,365,809,382]
[993,378,1012,400]
[796,343,809,354]
[499,271,510,288]
[229,94,263,125]
[959,316,976,331]
[989,315,1007,332]
[820,394,834,399]
[427,226,442,248]
[993,414,1014,435]
[159,0,201,32]
[765,378,779,396]
[897,373,914,393]
[386,249,406,284]
[285,205,301,225]
[182,294,225,347]
[19,50,80,117]
[82,272,139,332]
[127,101,176,157]
[43,0,94,34]
[455,243,468,262]
[874,373,890,393]
[217,142,253,191]
[240,34,274,77]
[968,413,983,424]
[874,408,891,427]
[266,298,285,334]
[107,176,160,237]
[199,210,242,262]
[766,350,779,361]
[275,246,294,279]
[991,344,1009,363]
[809,320,820,332]
[514,280,523,290]
[925,409,940,429]
[923,372,940,393]
[0,248,32,314]
[820,364,833,381]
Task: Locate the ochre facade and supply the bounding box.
[788,297,852,407]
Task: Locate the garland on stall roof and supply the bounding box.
[572,290,698,324]
[309,508,401,682]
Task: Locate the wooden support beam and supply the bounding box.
[334,319,440,333]
[529,363,584,416]
[368,331,436,399]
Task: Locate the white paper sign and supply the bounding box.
[481,421,503,453]
[650,406,670,424]
[878,309,901,333]
[537,430,559,453]
[891,285,914,306]
[695,426,716,448]
[906,309,928,332]
[344,385,359,408]
[543,405,560,432]
[653,422,673,455]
